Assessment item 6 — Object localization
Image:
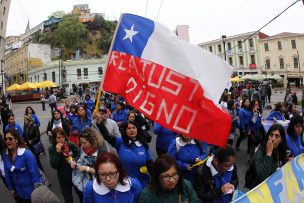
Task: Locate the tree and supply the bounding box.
[56,14,88,50]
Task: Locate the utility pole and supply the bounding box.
[222,35,227,61]
[1,60,6,96]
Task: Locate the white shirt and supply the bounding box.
[103,118,121,137]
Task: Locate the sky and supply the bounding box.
[6,0,304,44]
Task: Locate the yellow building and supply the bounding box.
[4,43,51,83]
[259,32,304,87]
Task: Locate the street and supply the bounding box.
[0,89,299,202]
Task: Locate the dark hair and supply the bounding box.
[4,128,25,149]
[70,104,77,111]
[287,115,303,136]
[121,121,149,148]
[227,100,235,110]
[127,111,136,120]
[0,133,5,154]
[178,134,204,154]
[150,155,183,195]
[241,98,250,109]
[94,152,128,185]
[52,110,64,120]
[274,102,285,112]
[51,127,68,145]
[25,106,36,115]
[214,145,236,164]
[261,124,288,163]
[287,104,296,113]
[85,94,90,99]
[77,103,88,120]
[78,128,102,148]
[250,100,259,111]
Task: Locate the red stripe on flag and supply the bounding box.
[103,51,232,146]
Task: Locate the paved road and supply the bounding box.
[0,90,297,202]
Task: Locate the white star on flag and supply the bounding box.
[123,24,138,43]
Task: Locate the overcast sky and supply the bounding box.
[6,0,304,44]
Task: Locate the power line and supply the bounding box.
[219,0,301,58]
[156,0,164,21]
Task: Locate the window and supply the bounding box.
[264,43,269,51]
[218,44,222,52]
[98,67,103,75]
[266,59,270,69]
[44,73,47,80]
[239,56,244,65]
[52,71,56,82]
[3,7,5,15]
[0,21,3,30]
[277,41,282,50]
[291,40,296,49]
[84,68,88,76]
[250,55,255,64]
[37,75,39,82]
[34,76,37,82]
[77,68,81,76]
[238,41,242,49]
[209,46,213,52]
[227,42,231,50]
[228,57,233,66]
[249,39,254,48]
[279,58,284,69]
[293,57,299,69]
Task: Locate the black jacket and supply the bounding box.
[47,118,70,136]
[193,161,238,202]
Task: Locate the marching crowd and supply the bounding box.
[0,83,304,203]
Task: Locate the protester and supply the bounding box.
[64,100,71,115]
[227,100,239,145]
[66,104,78,128]
[2,128,42,202]
[266,84,272,103]
[254,124,289,186]
[95,107,121,137]
[167,134,208,184]
[286,115,304,157]
[266,102,286,121]
[49,90,57,114]
[24,106,41,127]
[23,115,44,171]
[194,145,238,203]
[48,127,81,203]
[96,120,153,188]
[112,101,128,127]
[71,128,108,196]
[0,102,11,133]
[285,103,298,120]
[83,152,142,203]
[72,104,92,133]
[0,132,6,187]
[84,94,95,112]
[235,98,251,151]
[4,113,23,138]
[47,110,70,140]
[139,154,200,203]
[153,123,178,157]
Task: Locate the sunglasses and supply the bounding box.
[4,137,15,142]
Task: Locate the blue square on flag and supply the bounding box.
[112,14,154,58]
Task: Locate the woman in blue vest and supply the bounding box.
[153,123,177,157]
[4,114,23,138]
[266,102,286,121]
[24,106,41,127]
[72,104,92,133]
[167,134,208,184]
[83,152,142,203]
[96,120,153,188]
[286,115,304,157]
[2,128,42,202]
[112,101,128,127]
[84,94,95,113]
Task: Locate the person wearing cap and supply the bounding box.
[95,107,121,137]
[112,101,128,127]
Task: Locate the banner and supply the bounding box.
[233,154,304,203]
[101,14,232,146]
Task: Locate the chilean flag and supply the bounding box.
[102,14,233,146]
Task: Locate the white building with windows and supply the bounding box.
[259,32,304,87]
[27,58,106,94]
[198,31,269,76]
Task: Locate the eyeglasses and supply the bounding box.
[98,171,118,180]
[4,137,15,142]
[160,173,179,181]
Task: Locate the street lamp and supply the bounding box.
[222,35,227,61]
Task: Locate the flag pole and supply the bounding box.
[94,14,123,112]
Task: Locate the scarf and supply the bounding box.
[83,147,97,156]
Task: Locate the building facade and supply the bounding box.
[259,32,304,87]
[0,0,11,93]
[27,59,106,94]
[198,32,268,76]
[4,43,51,83]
